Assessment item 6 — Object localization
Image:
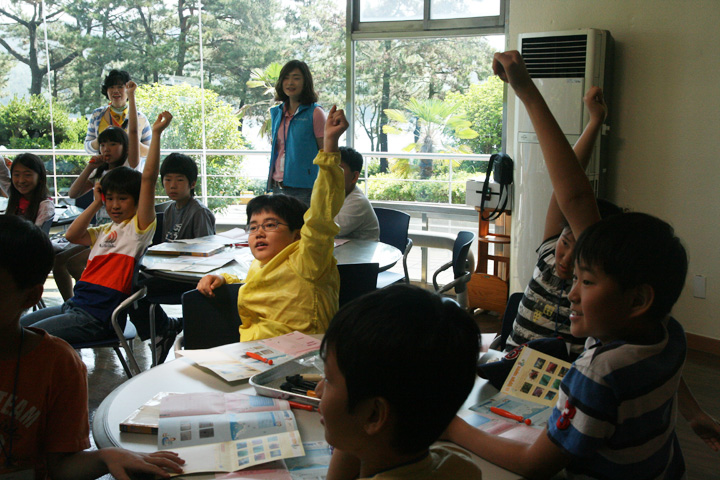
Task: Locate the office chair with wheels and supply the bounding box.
[182,284,243,350]
[373,207,412,288]
[338,262,379,307]
[432,231,476,309]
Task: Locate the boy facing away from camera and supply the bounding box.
[0,215,184,479]
[318,284,482,479]
[196,106,348,342]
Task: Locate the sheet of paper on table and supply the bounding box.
[466,346,572,439]
[148,241,226,257]
[214,441,332,479]
[173,229,249,246]
[144,255,233,273]
[157,392,304,474]
[177,332,322,382]
[333,238,349,247]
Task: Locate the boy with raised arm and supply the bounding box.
[20,82,173,345]
[445,50,691,480]
[196,106,347,341]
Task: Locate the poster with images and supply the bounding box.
[499,347,572,407]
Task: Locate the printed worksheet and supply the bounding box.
[500,346,572,407]
[159,409,304,474]
[178,332,322,382]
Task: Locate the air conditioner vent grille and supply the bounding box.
[521,35,588,78]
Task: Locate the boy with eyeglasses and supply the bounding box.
[196,106,347,341]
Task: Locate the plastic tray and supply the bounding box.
[249,351,322,407]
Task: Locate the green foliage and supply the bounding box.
[135,83,249,212]
[445,76,503,155]
[0,96,75,148]
[365,172,469,204]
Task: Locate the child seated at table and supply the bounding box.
[196,106,347,341]
[20,85,172,344]
[317,284,481,479]
[443,51,690,479]
[0,215,184,478]
[129,152,216,363]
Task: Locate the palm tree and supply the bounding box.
[244,62,283,140]
[383,97,477,178]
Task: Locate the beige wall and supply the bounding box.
[507,0,720,340]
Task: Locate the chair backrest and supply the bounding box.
[152,211,165,246]
[452,231,476,279]
[40,217,53,235]
[74,190,96,224]
[373,207,410,253]
[498,291,523,351]
[182,284,242,349]
[338,262,379,307]
[74,189,94,209]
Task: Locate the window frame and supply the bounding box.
[350,0,507,40]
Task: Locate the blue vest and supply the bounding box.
[267,102,321,190]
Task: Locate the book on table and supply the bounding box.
[147,241,225,257]
[464,346,572,443]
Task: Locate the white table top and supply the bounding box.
[141,239,402,284]
[92,348,521,479]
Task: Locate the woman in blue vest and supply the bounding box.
[267,60,326,207]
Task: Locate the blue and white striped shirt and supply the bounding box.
[547,317,686,479]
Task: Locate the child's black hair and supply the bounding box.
[96,126,129,176]
[160,153,198,196]
[573,212,688,320]
[100,166,142,205]
[339,147,363,174]
[274,60,318,105]
[320,284,480,455]
[0,215,54,289]
[6,153,49,223]
[101,69,131,99]
[246,194,308,232]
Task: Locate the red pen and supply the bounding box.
[288,401,318,412]
[490,406,532,425]
[246,351,273,365]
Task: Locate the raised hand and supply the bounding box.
[323,105,349,152]
[152,111,173,134]
[492,50,535,97]
[126,80,137,97]
[583,86,607,123]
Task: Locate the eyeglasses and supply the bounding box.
[248,221,288,235]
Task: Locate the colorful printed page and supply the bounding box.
[178,332,322,382]
[500,347,572,407]
[469,394,553,429]
[461,410,544,445]
[215,441,332,479]
[159,409,304,474]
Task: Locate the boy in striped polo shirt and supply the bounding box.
[443,50,691,480]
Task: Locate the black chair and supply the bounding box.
[489,291,523,351]
[338,262,379,307]
[432,231,476,309]
[373,207,413,288]
[182,284,243,350]
[74,189,96,225]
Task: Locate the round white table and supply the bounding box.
[141,239,402,284]
[92,350,522,479]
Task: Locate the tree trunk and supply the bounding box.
[377,40,392,173]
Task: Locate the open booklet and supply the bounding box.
[177,331,323,382]
[465,346,572,442]
[156,392,305,475]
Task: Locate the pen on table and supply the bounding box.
[280,382,318,398]
[288,400,318,412]
[490,406,532,425]
[246,351,273,365]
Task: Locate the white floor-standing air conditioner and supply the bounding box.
[510,29,613,292]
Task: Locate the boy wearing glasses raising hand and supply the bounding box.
[197,106,348,341]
